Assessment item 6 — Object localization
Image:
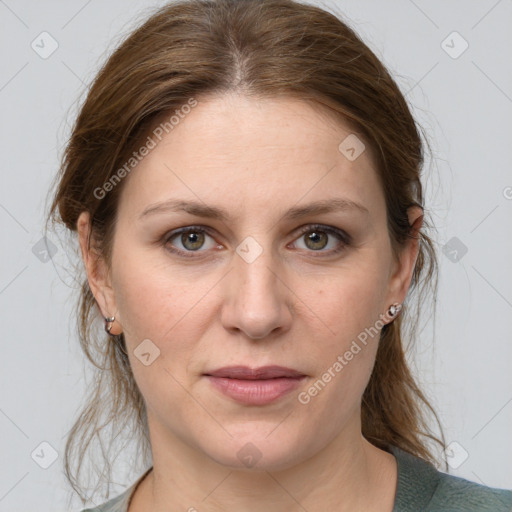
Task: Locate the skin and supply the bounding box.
[78,92,422,511]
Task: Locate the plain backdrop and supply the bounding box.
[0,0,511,510]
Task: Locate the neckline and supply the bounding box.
[120,446,439,511]
[125,466,153,510]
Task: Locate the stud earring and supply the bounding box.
[387,303,402,318]
[104,316,116,335]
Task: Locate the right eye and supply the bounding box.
[163,226,220,257]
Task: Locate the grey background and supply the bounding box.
[0,0,511,510]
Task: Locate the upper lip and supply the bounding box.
[204,365,306,380]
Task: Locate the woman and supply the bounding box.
[47,0,512,510]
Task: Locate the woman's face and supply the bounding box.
[80,93,419,471]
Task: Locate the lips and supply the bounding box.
[204,366,307,405]
[204,365,305,380]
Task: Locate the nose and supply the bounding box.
[221,244,293,340]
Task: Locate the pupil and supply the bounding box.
[182,232,203,250]
[308,231,327,250]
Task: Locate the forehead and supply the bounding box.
[117,93,384,221]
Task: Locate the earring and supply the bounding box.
[387,303,402,318]
[104,316,116,335]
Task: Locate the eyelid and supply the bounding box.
[163,223,350,256]
[293,223,351,245]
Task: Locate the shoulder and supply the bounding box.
[79,486,131,512]
[428,470,512,512]
[79,467,152,512]
[390,445,512,512]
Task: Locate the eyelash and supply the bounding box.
[162,224,351,259]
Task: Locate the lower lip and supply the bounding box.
[205,376,306,405]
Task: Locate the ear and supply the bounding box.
[77,211,122,335]
[385,206,423,309]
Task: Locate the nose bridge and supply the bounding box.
[237,247,277,300]
[223,235,291,339]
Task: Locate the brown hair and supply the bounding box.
[46,0,446,502]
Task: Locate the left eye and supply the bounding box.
[292,225,348,253]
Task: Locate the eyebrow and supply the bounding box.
[139,197,369,222]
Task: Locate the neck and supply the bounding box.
[132,414,397,512]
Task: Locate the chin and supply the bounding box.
[201,430,308,472]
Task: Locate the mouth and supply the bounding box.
[203,366,307,405]
[204,365,306,380]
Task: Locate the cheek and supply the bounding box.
[297,260,390,403]
[111,255,211,410]
[308,261,389,346]
[112,246,211,340]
